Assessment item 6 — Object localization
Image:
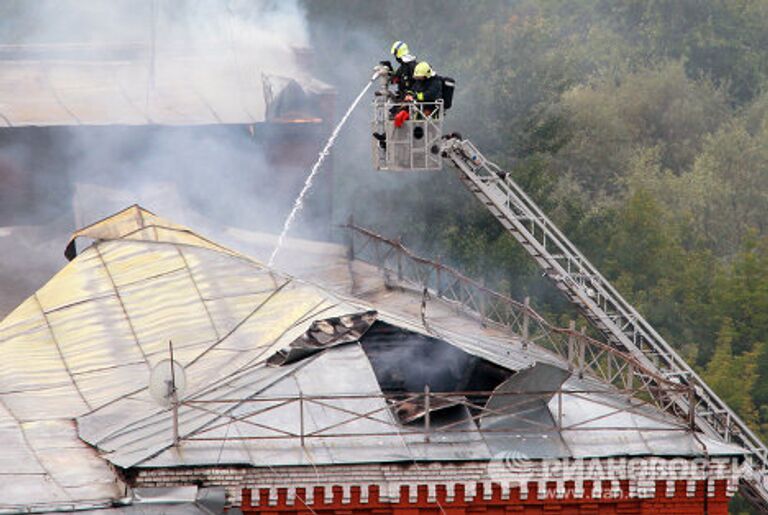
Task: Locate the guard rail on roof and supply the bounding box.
[340,222,692,419]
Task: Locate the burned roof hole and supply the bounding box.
[360,321,512,425]
[267,311,377,367]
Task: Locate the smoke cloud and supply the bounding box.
[0,0,321,317]
[0,1,507,319]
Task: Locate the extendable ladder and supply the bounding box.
[440,136,768,512]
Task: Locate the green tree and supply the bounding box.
[702,318,760,426]
[686,123,768,254]
[599,0,768,102]
[555,61,728,195]
[604,188,680,292]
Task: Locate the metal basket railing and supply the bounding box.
[372,100,444,171]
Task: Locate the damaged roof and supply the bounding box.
[0,206,748,511]
[0,44,333,127]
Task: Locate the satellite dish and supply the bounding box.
[149,359,186,407]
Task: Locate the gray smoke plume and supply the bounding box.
[0,0,317,317]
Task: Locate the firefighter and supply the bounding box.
[390,40,417,101]
[409,61,443,115]
[373,41,417,148]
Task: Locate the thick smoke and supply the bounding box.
[0,1,508,320]
[0,1,318,317]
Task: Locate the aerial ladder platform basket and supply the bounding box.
[372,72,444,172]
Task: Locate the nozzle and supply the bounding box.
[371,63,392,81]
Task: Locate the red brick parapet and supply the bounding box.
[132,458,741,514]
[239,479,730,514]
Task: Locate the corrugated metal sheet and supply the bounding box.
[0,207,362,507]
[0,206,749,510]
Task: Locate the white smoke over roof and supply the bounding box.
[0,0,329,320]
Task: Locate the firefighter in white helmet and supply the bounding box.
[373,40,419,147]
[390,40,417,101]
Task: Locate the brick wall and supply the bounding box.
[240,479,729,514]
[132,458,740,514]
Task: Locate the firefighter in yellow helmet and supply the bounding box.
[410,61,443,115]
[390,40,417,101]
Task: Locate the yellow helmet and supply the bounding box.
[413,61,434,79]
[391,40,410,60]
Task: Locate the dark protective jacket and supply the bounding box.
[413,75,443,103]
[392,59,417,100]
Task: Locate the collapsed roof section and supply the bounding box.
[266,310,378,366]
[0,206,749,509]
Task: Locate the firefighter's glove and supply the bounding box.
[394,110,410,128]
